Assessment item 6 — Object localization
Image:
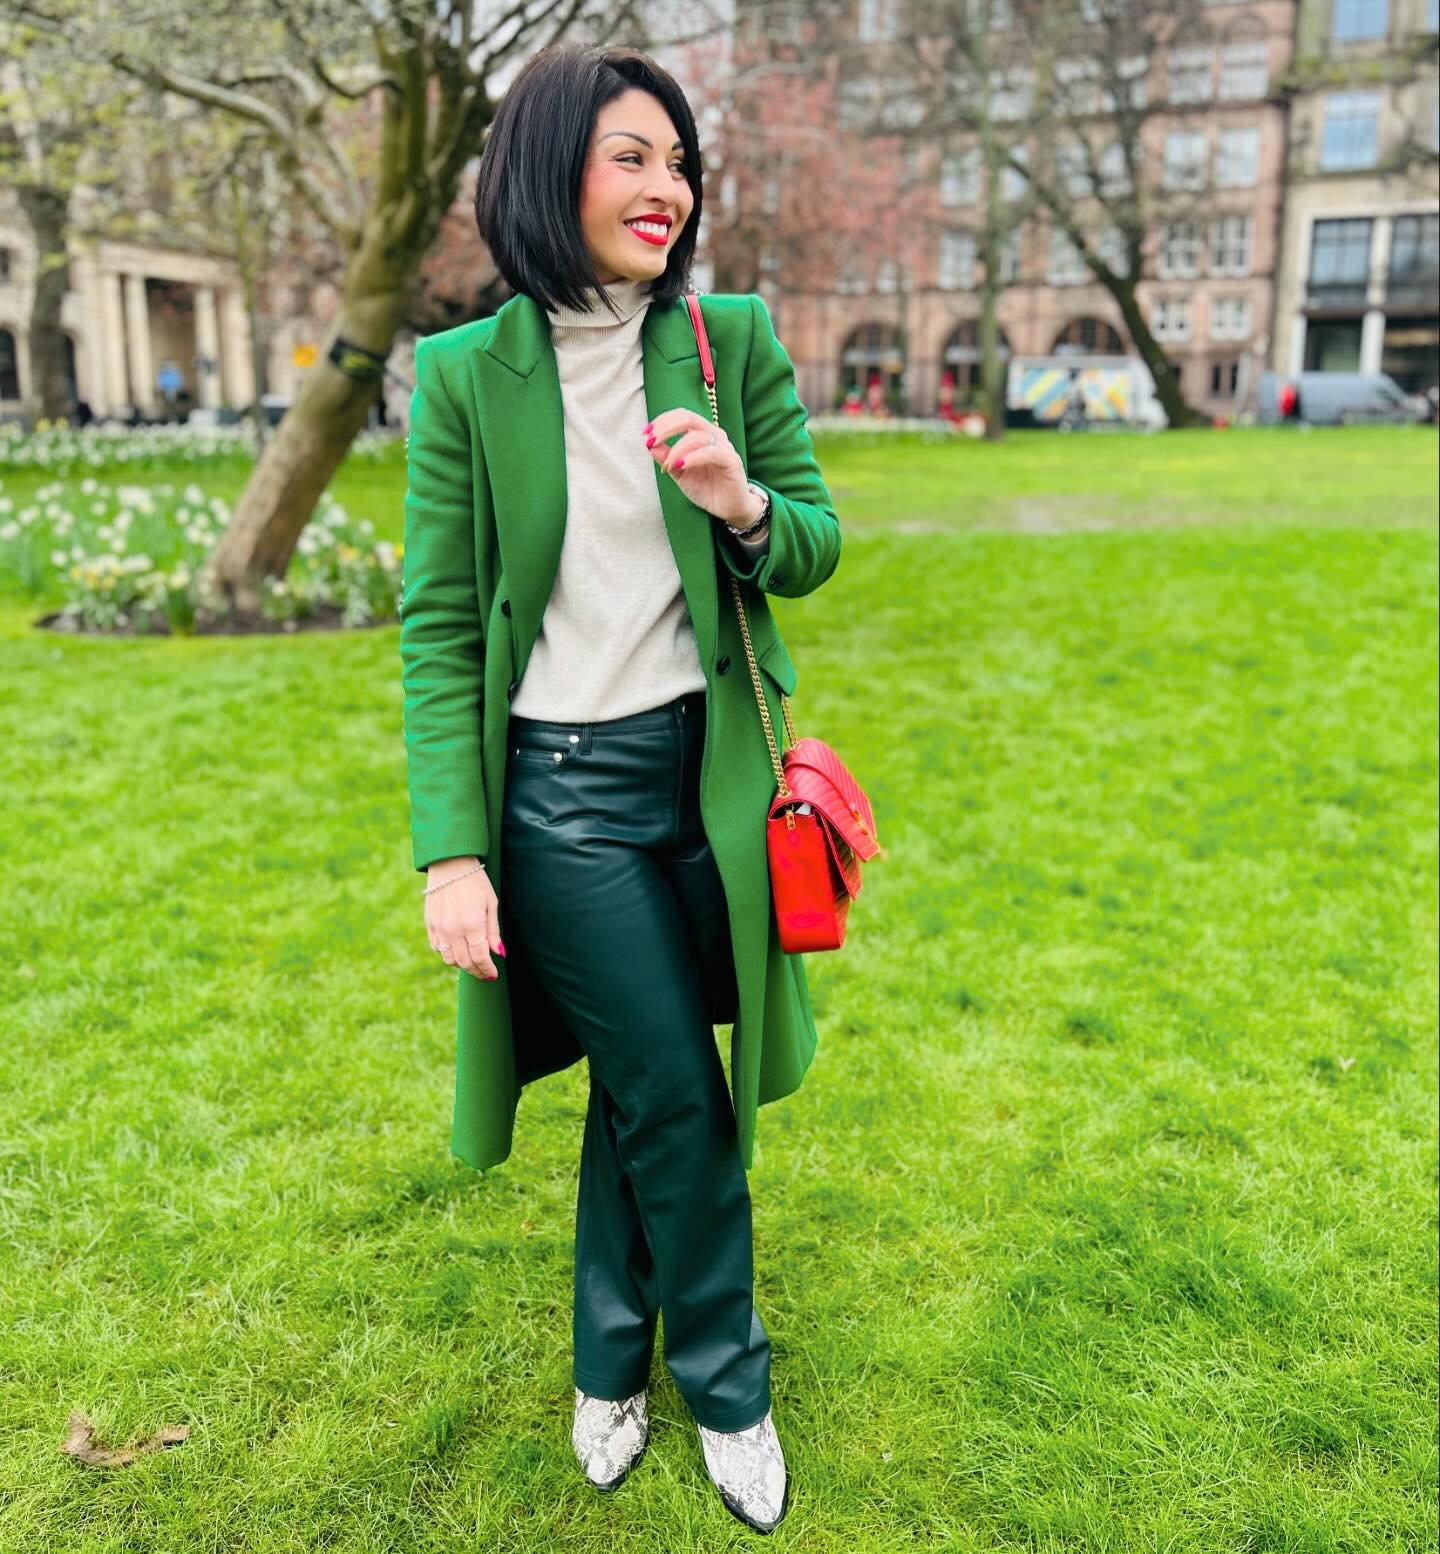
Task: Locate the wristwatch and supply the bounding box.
[726,482,772,540]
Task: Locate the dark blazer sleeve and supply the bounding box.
[398,337,490,874]
[717,294,842,598]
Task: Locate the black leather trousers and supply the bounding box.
[500,687,772,1432]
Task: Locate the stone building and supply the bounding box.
[4,3,1434,426]
[726,0,1437,420]
[1273,0,1440,390]
[0,219,258,421]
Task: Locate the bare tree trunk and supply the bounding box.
[979,269,1006,440]
[1106,274,1205,428]
[242,271,271,448]
[15,183,72,422]
[201,223,415,610]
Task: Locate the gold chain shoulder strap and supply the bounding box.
[698,371,799,801]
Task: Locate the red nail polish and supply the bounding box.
[645,433,655,447]
[674,458,685,471]
[496,940,507,957]
[642,422,653,433]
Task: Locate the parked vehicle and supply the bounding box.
[1256,371,1425,426]
[1005,355,1168,430]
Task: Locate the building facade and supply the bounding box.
[727,0,1437,420]
[3,3,1435,426]
[1273,0,1440,389]
[0,216,259,421]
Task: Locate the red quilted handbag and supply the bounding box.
[683,289,884,951]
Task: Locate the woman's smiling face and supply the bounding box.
[579,88,694,286]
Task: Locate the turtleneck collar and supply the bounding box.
[544,275,655,331]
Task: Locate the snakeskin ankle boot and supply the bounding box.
[696,1407,789,1532]
[571,1386,649,1491]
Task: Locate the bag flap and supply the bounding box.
[780,739,880,860]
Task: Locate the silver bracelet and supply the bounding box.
[726,482,772,539]
[422,861,486,894]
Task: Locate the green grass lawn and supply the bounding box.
[1,427,1436,1552]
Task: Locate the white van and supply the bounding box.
[1256,371,1424,426]
[1005,355,1167,430]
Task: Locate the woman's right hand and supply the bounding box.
[424,857,504,980]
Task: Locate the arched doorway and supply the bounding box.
[1052,317,1126,355]
[838,322,905,414]
[940,319,1012,409]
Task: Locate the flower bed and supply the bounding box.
[0,419,398,473]
[0,475,400,634]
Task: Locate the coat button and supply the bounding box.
[716,656,730,675]
[768,573,786,590]
[500,598,511,616]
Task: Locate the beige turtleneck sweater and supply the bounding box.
[509,275,770,723]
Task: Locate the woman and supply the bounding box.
[398,41,841,1534]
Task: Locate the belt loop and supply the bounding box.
[581,721,593,754]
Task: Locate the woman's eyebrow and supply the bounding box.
[597,131,684,151]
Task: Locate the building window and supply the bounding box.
[990,66,1033,120]
[1056,137,1093,196]
[1002,144,1029,201]
[1168,46,1215,104]
[1159,219,1203,278]
[1209,296,1253,339]
[1215,126,1261,187]
[1102,55,1149,112]
[1047,227,1089,285]
[1209,214,1253,275]
[1056,57,1103,116]
[838,74,923,130]
[942,146,981,205]
[876,256,900,293]
[1151,299,1192,342]
[1096,223,1128,273]
[1098,141,1131,195]
[1308,217,1373,294]
[1319,90,1381,169]
[1219,40,1269,100]
[858,0,901,42]
[1331,0,1388,41]
[837,253,868,294]
[1388,212,1440,294]
[1428,0,1439,31]
[1210,359,1241,396]
[940,230,978,290]
[1163,131,1208,190]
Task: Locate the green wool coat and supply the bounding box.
[398,286,842,1173]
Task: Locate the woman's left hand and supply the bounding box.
[644,409,760,528]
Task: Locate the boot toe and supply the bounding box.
[572,1386,649,1491]
[696,1408,789,1531]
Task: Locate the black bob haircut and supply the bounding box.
[474,43,703,322]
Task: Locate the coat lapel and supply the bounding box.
[464,289,723,683]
